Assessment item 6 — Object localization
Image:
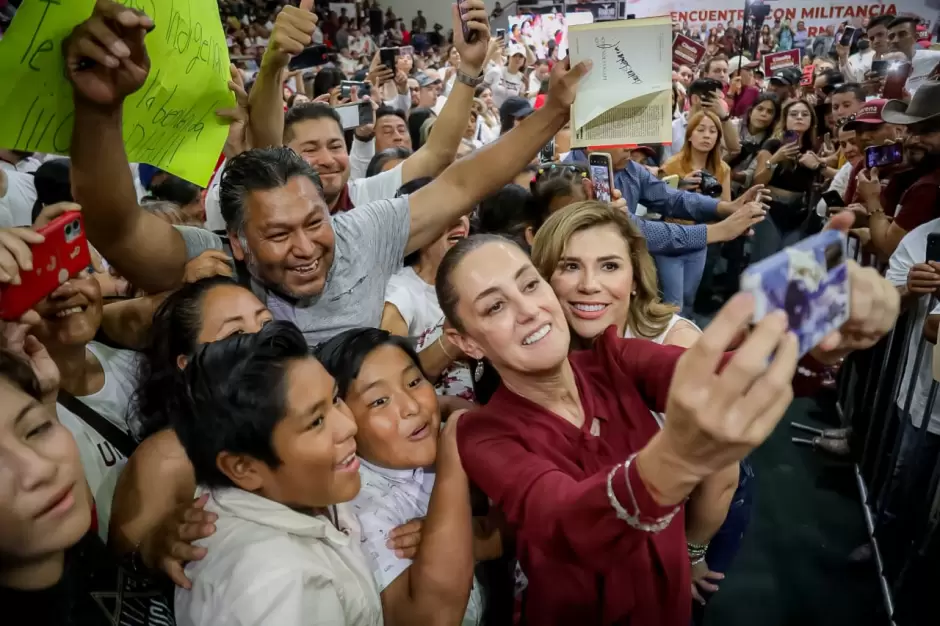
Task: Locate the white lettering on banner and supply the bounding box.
[623,0,939,37]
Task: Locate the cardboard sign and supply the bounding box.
[0,0,234,186]
[672,34,706,67]
[763,49,801,77]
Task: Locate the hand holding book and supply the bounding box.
[542,57,594,116]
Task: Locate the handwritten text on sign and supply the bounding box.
[0,0,233,186]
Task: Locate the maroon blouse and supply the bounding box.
[457,327,695,626]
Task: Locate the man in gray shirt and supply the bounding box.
[64,0,591,346]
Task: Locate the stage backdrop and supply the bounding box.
[621,0,939,37]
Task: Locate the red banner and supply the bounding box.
[672,34,707,67]
[763,49,801,77]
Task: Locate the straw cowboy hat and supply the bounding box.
[882,80,940,125]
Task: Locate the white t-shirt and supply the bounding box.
[484,66,524,108]
[350,459,485,625]
[906,49,940,96]
[0,163,37,226]
[56,342,140,540]
[885,217,940,434]
[624,314,700,428]
[385,267,475,400]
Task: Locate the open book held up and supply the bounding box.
[567,16,672,148]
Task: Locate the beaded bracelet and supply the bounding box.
[687,541,709,565]
[606,453,680,533]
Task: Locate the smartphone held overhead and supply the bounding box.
[288,45,331,70]
[0,211,92,321]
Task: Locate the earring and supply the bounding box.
[474,360,485,382]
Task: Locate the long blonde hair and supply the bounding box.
[663,110,728,179]
[531,202,678,340]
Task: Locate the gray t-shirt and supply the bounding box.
[175,197,410,346]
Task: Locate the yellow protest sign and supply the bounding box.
[0,0,234,186]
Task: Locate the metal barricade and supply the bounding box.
[832,242,940,626]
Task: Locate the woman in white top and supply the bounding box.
[0,226,140,539]
[483,43,528,108]
[317,328,498,626]
[530,202,743,604]
[382,208,474,402]
[172,321,382,626]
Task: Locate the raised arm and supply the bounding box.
[65,1,189,292]
[400,2,489,185]
[406,59,591,254]
[246,0,319,149]
[378,414,474,626]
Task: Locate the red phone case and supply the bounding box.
[0,211,91,321]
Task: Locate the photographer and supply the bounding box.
[666,78,741,159]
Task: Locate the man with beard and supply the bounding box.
[860,82,940,260]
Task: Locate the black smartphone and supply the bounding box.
[839,26,856,47]
[927,233,940,263]
[380,47,399,72]
[588,152,614,203]
[870,59,890,77]
[288,45,330,70]
[357,101,374,127]
[496,27,506,40]
[540,138,555,163]
[783,130,799,145]
[884,61,913,99]
[460,3,478,43]
[822,190,845,209]
[865,143,903,169]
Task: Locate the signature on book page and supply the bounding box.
[594,37,643,86]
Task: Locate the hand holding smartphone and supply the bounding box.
[864,143,902,169]
[589,153,614,203]
[0,212,92,321]
[740,230,849,357]
[459,1,479,44]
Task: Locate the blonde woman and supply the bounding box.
[659,110,734,315]
[530,201,750,611]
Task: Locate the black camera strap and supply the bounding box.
[58,391,137,458]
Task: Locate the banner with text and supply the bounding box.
[763,48,801,75]
[618,0,939,38]
[0,0,234,186]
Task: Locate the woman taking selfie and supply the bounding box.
[751,99,827,261]
[435,226,896,625]
[729,94,781,195]
[531,202,752,609]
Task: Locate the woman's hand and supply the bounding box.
[798,151,822,171]
[652,294,799,488]
[216,64,251,158]
[770,142,800,165]
[182,250,233,284]
[0,227,43,285]
[679,170,703,191]
[387,518,424,559]
[691,560,724,604]
[140,494,217,589]
[1,319,60,406]
[32,202,83,230]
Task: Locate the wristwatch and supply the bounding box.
[455,69,484,88]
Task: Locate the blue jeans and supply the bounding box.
[655,247,707,317]
[692,460,755,625]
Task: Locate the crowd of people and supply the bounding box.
[6,0,940,625]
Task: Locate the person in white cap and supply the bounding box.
[483,42,531,108]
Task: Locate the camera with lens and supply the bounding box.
[698,170,723,198]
